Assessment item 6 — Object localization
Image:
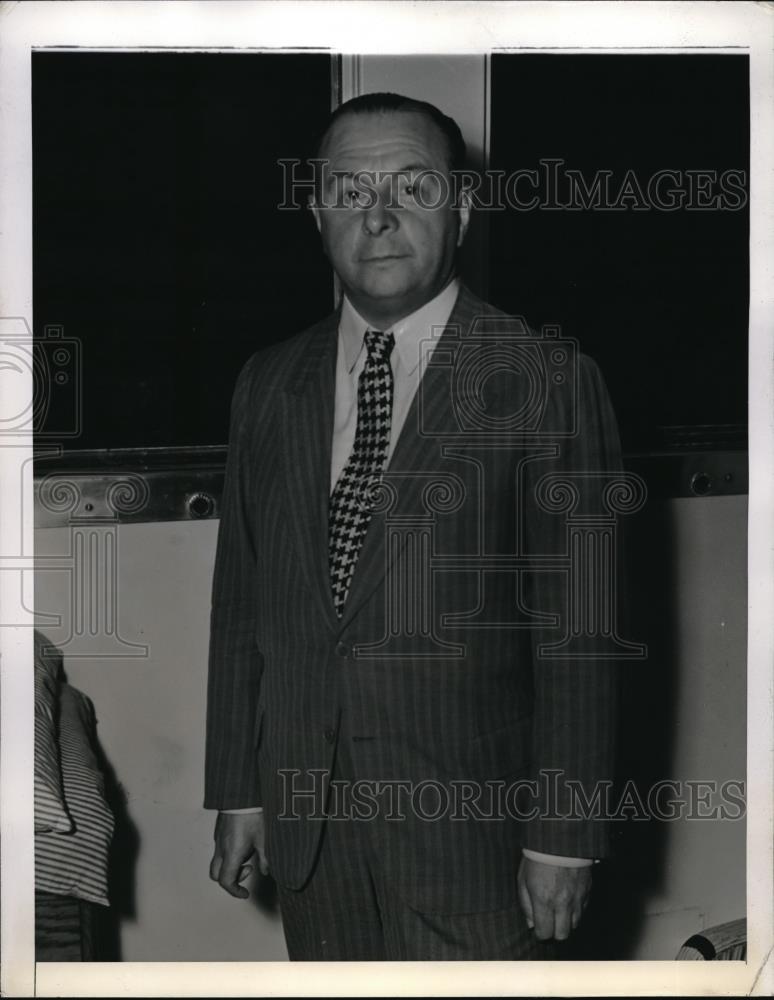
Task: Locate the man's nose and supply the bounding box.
[361,192,398,235]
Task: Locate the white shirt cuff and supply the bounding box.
[221,806,263,814]
[522,848,594,867]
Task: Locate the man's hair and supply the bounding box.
[315,92,467,174]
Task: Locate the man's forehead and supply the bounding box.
[322,110,447,169]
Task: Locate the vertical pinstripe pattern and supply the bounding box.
[278,733,557,960]
[206,285,622,922]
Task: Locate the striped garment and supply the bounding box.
[35,682,114,907]
[34,635,72,834]
[35,891,96,961]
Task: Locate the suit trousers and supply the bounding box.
[276,719,558,962]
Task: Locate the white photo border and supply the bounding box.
[1,1,771,996]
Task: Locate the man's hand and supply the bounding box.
[209,811,268,899]
[517,856,592,940]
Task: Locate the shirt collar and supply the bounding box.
[339,277,461,375]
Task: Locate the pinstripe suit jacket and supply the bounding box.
[205,284,621,914]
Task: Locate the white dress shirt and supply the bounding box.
[224,277,592,868]
[329,276,461,490]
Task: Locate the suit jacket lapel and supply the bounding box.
[280,314,340,631]
[340,285,488,628]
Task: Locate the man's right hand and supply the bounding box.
[209,811,268,899]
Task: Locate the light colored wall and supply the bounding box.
[35,520,287,962]
[34,493,746,961]
[353,54,488,164]
[625,495,747,959]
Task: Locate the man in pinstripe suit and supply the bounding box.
[205,93,621,960]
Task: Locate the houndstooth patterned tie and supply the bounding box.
[329,328,395,617]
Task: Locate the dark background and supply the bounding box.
[489,53,749,453]
[33,51,334,449]
[33,52,748,455]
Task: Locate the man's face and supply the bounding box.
[311,110,470,326]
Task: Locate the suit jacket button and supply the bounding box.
[335,642,349,658]
[324,728,336,744]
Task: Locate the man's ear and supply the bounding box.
[455,185,472,248]
[309,196,322,234]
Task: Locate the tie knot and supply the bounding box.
[364,328,394,361]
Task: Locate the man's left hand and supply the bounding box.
[517,856,592,940]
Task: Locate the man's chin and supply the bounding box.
[342,269,442,320]
[357,274,418,303]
